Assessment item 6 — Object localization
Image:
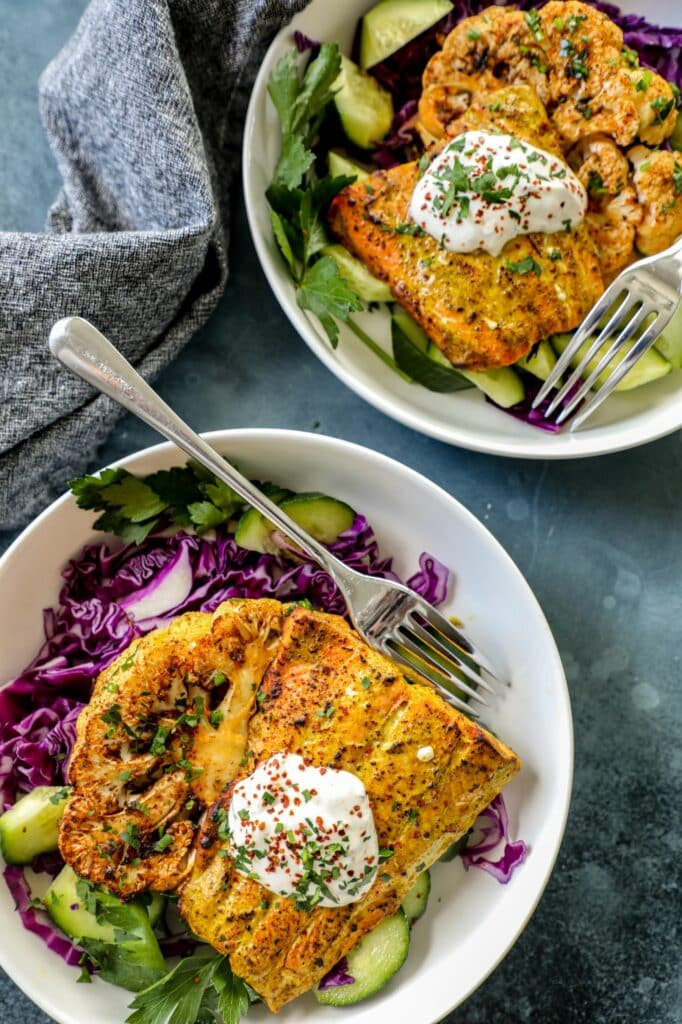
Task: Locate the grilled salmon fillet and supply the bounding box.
[327,86,603,369]
[180,605,520,1012]
[59,599,284,897]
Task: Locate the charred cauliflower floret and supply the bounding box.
[59,599,285,897]
[418,1,678,149]
[629,145,682,255]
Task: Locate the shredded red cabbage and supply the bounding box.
[3,865,83,967]
[460,794,528,883]
[318,956,355,989]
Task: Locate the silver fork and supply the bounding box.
[49,316,506,719]
[532,235,682,431]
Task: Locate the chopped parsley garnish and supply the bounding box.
[467,28,481,40]
[315,703,335,718]
[149,725,170,756]
[212,672,227,687]
[378,847,395,862]
[262,791,276,806]
[101,704,122,738]
[587,171,608,195]
[360,675,372,690]
[418,153,431,173]
[117,769,132,783]
[549,248,562,261]
[635,70,653,92]
[238,809,250,822]
[506,256,542,276]
[651,96,674,124]
[49,786,71,805]
[567,13,588,34]
[395,222,423,235]
[673,162,682,196]
[153,831,174,853]
[621,45,639,68]
[209,709,224,729]
[523,9,543,41]
[121,822,140,850]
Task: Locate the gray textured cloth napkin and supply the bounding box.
[0,0,306,530]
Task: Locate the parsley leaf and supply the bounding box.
[214,959,251,1024]
[297,257,363,347]
[125,955,250,1024]
[506,256,542,276]
[274,133,316,190]
[125,955,218,1024]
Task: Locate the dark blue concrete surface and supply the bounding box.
[1,2,680,1022]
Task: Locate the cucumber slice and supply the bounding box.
[333,56,393,149]
[315,911,410,1006]
[516,340,557,381]
[459,367,525,408]
[0,786,70,865]
[391,307,471,392]
[327,150,370,182]
[235,493,355,554]
[456,364,524,403]
[141,890,166,928]
[401,870,430,924]
[439,828,472,862]
[234,506,272,553]
[552,331,671,391]
[323,244,393,303]
[45,866,166,992]
[670,111,682,152]
[654,302,682,368]
[360,0,453,69]
[279,494,355,543]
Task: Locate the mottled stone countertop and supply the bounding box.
[0,2,680,1023]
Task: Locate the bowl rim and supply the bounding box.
[0,428,574,1024]
[241,2,682,460]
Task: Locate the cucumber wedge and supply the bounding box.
[0,786,70,865]
[333,56,393,149]
[235,493,355,554]
[552,331,671,391]
[391,306,471,392]
[141,890,166,928]
[360,0,453,69]
[327,150,370,182]
[402,870,430,924]
[45,866,166,992]
[315,911,410,1006]
[323,244,393,302]
[654,302,682,368]
[516,340,557,381]
[279,494,355,543]
[459,367,525,408]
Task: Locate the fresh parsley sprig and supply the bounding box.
[266,43,363,347]
[69,461,244,542]
[125,954,251,1024]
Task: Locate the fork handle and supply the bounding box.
[48,316,343,576]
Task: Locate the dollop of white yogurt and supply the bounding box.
[228,753,380,910]
[409,130,587,257]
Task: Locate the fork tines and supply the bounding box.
[531,263,680,431]
[384,599,504,720]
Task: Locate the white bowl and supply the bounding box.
[0,429,572,1024]
[242,0,682,459]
